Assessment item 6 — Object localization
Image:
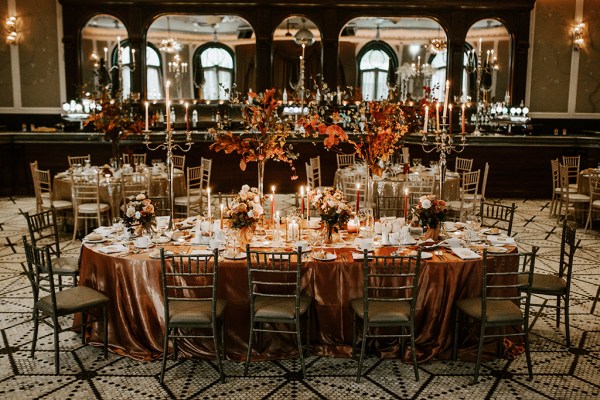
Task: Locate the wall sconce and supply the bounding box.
[5,16,17,45]
[572,22,585,51]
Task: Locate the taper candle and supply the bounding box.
[424,105,429,132]
[404,188,409,220]
[185,102,189,132]
[144,101,149,131]
[443,80,450,119]
[448,104,453,135]
[207,187,211,219]
[461,103,466,134]
[220,203,224,230]
[356,183,360,214]
[436,102,440,132]
[300,186,305,217]
[165,81,171,132]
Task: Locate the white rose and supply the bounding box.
[421,199,432,210]
[126,207,135,217]
[253,203,264,215]
[247,210,255,218]
[135,211,141,219]
[136,193,146,201]
[241,184,250,192]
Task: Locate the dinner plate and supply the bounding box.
[148,250,174,259]
[313,252,337,261]
[487,246,509,254]
[405,251,433,259]
[224,252,246,260]
[444,227,458,232]
[84,238,106,244]
[152,236,171,244]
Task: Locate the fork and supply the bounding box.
[435,250,445,260]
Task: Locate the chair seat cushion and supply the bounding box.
[174,196,200,205]
[42,199,73,210]
[462,194,481,201]
[52,256,80,275]
[37,286,109,315]
[562,193,590,202]
[350,298,410,323]
[254,295,311,319]
[168,298,227,325]
[554,187,577,194]
[519,273,566,294]
[592,199,600,207]
[78,203,110,213]
[456,298,523,324]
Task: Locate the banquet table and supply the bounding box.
[78,233,516,364]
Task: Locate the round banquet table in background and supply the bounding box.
[78,241,516,364]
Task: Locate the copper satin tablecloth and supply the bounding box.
[78,244,508,363]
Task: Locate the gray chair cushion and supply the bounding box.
[169,299,227,325]
[456,298,523,324]
[519,273,566,294]
[254,295,311,319]
[350,298,410,323]
[37,286,109,315]
[52,256,79,275]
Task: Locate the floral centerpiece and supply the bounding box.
[309,187,353,243]
[121,192,156,235]
[209,88,298,196]
[84,94,145,167]
[410,194,447,240]
[226,185,264,245]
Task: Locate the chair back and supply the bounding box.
[201,157,212,190]
[562,155,580,188]
[71,172,102,211]
[404,179,435,206]
[172,155,186,171]
[160,249,219,322]
[589,171,600,200]
[455,157,473,174]
[479,201,516,236]
[337,153,355,169]
[462,170,480,198]
[23,206,62,259]
[23,236,59,313]
[32,168,53,211]
[122,153,147,166]
[67,155,90,168]
[310,156,322,187]
[550,159,560,193]
[376,195,404,219]
[480,162,490,201]
[361,252,421,320]
[558,164,573,202]
[341,171,366,204]
[122,171,150,205]
[245,245,303,313]
[558,220,577,293]
[482,247,538,324]
[187,165,203,194]
[305,163,315,190]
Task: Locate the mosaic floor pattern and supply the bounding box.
[1,196,599,399]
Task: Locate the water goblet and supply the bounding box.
[412,158,422,168]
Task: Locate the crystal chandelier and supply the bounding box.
[159,17,181,54]
[428,37,447,54]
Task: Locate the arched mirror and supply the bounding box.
[273,17,321,98]
[339,17,448,102]
[464,19,511,104]
[80,14,128,99]
[146,15,255,101]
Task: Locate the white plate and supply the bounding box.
[224,252,246,260]
[313,252,337,261]
[152,236,171,244]
[420,251,433,259]
[444,227,458,232]
[149,250,174,259]
[190,249,215,256]
[487,246,509,254]
[84,238,106,243]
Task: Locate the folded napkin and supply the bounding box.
[189,249,214,256]
[452,248,480,260]
[98,244,128,254]
[352,252,374,260]
[94,226,114,235]
[488,236,516,246]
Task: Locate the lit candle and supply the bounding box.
[417,55,421,71]
[424,105,429,132]
[436,102,440,132]
[185,102,190,132]
[356,183,360,213]
[478,38,482,56]
[131,48,136,69]
[271,194,275,227]
[404,188,409,220]
[306,186,310,221]
[220,203,224,230]
[144,101,149,131]
[165,81,171,132]
[448,104,453,135]
[300,186,305,217]
[461,103,466,134]
[443,80,450,119]
[207,187,211,219]
[103,47,108,64]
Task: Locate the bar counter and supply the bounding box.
[2,131,599,198]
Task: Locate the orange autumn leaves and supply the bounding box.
[85,97,145,144]
[210,88,298,179]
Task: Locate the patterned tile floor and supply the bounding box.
[1,196,599,399]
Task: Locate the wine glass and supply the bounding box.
[412,158,422,168]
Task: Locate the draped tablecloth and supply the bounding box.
[78,242,516,364]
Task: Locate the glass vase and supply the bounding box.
[257,160,265,198]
